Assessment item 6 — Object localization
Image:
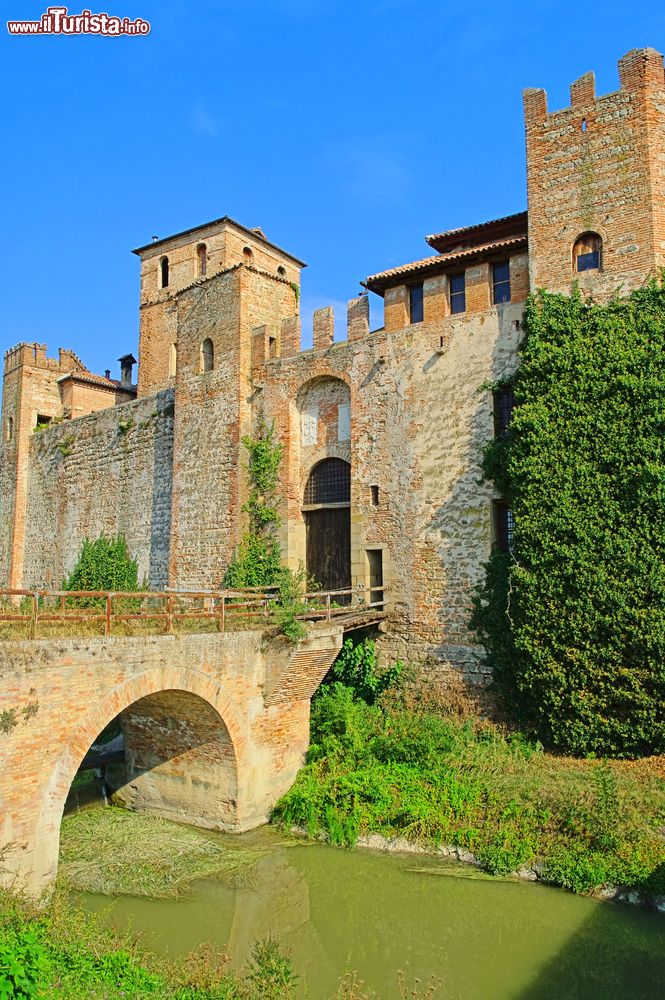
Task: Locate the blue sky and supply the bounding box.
[1,1,662,372]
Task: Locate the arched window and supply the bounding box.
[277,265,286,277]
[160,255,169,288]
[201,338,214,373]
[169,342,177,378]
[243,246,254,261]
[196,243,207,278]
[573,233,602,272]
[304,458,350,505]
[5,416,13,441]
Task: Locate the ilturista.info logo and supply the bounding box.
[7,6,150,35]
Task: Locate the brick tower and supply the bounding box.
[524,47,665,297]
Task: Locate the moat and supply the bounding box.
[76,824,665,1000]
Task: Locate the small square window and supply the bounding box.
[449,273,466,314]
[493,262,511,304]
[409,284,424,324]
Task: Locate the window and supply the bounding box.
[409,283,424,324]
[301,406,318,446]
[196,243,207,277]
[35,414,51,431]
[160,256,169,288]
[304,458,350,505]
[573,233,602,272]
[493,387,514,438]
[268,336,277,358]
[201,338,214,373]
[493,501,515,553]
[169,342,177,378]
[243,246,254,261]
[337,403,350,442]
[5,416,13,441]
[449,273,465,314]
[277,266,286,277]
[370,484,379,506]
[492,262,511,304]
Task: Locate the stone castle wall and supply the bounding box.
[259,296,526,678]
[20,389,174,589]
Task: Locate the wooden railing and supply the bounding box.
[0,584,388,639]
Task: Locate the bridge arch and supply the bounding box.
[33,666,245,896]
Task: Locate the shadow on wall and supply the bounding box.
[149,391,174,588]
[425,305,522,679]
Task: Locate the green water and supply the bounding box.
[79,826,665,1000]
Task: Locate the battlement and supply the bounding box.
[523,47,665,126]
[251,294,371,365]
[3,343,87,376]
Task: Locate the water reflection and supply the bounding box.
[80,828,665,999]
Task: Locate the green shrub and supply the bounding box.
[324,637,402,704]
[471,283,665,756]
[63,535,141,594]
[0,926,47,999]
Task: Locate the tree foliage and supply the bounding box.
[471,282,665,756]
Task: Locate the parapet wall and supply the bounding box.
[20,389,174,589]
[3,342,87,375]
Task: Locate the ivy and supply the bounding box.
[224,420,307,641]
[471,282,665,757]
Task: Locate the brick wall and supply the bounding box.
[525,48,665,294]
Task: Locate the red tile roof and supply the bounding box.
[57,370,136,392]
[425,211,528,252]
[363,235,528,293]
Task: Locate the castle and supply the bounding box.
[2,47,665,679]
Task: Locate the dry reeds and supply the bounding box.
[59,808,267,898]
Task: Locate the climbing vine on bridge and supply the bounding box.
[224,420,307,641]
[471,281,665,757]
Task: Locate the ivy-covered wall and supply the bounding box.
[472,283,665,756]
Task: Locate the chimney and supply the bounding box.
[104,369,111,379]
[118,353,137,388]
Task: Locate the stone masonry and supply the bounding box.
[2,49,665,679]
[0,626,342,896]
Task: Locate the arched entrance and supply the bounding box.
[303,458,351,596]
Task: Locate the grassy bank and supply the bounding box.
[272,684,665,896]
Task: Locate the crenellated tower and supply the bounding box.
[524,47,665,296]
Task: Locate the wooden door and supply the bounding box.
[305,507,351,597]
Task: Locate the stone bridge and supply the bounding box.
[0,626,342,896]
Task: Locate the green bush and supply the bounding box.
[63,535,142,594]
[0,926,47,999]
[324,637,402,704]
[471,283,665,756]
